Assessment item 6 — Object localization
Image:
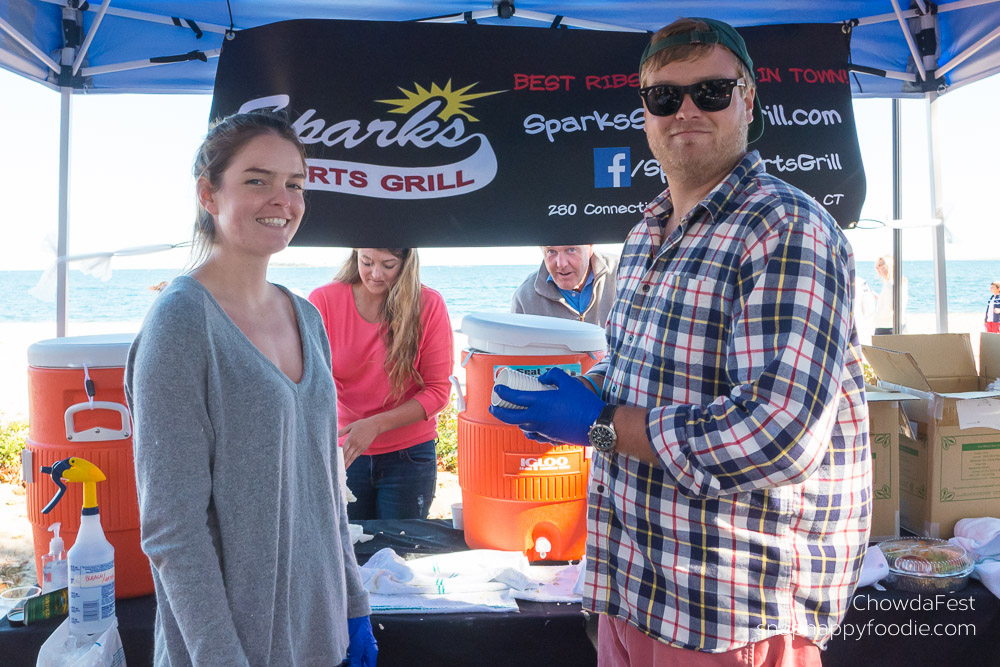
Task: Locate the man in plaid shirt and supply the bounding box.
[492,17,871,666]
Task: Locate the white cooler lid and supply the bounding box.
[459,312,606,355]
[28,333,137,368]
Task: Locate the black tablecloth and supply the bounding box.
[820,578,999,666]
[350,520,597,667]
[3,522,998,666]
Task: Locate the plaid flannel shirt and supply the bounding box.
[585,151,871,652]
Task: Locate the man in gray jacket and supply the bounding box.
[511,245,617,326]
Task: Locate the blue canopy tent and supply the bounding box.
[2,0,999,335]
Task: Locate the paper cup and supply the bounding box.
[451,503,464,531]
[491,368,555,409]
[490,388,525,410]
[0,585,40,617]
[496,367,550,392]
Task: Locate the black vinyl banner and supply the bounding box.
[210,20,865,247]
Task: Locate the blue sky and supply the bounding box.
[2,66,998,271]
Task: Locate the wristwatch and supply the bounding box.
[588,404,618,452]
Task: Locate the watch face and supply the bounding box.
[589,424,616,452]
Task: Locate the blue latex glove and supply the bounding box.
[347,616,378,667]
[490,367,605,446]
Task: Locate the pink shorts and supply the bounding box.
[597,615,822,667]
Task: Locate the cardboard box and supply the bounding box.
[865,386,917,541]
[863,333,1000,539]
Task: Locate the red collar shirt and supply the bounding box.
[585,151,871,652]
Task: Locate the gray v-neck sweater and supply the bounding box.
[125,276,369,667]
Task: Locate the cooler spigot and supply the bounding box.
[534,536,552,560]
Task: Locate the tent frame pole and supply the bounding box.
[855,0,1000,26]
[926,93,949,333]
[54,3,84,338]
[891,100,904,335]
[0,48,49,81]
[0,15,60,72]
[56,89,71,338]
[418,8,641,32]
[72,0,112,75]
[36,0,232,35]
[890,0,929,81]
[938,23,1000,77]
[80,49,221,77]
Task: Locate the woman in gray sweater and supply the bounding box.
[125,112,376,667]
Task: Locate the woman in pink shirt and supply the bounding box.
[309,248,453,519]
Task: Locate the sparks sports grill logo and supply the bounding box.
[593,147,631,188]
[239,81,505,200]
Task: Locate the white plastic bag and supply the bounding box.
[36,617,126,667]
[857,545,889,589]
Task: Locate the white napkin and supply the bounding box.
[950,516,1000,600]
[367,590,518,614]
[361,547,527,595]
[508,561,584,603]
[337,447,370,544]
[349,524,374,545]
[361,548,528,614]
[359,548,582,613]
[857,544,890,589]
[573,556,587,596]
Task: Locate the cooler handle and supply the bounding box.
[64,401,132,442]
[21,449,33,484]
[449,375,466,413]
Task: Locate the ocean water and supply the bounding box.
[0,265,538,325]
[1,260,998,324]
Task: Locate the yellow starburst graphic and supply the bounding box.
[376,80,505,122]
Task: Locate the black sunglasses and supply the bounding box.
[639,78,746,117]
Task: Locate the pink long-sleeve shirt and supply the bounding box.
[308,281,454,455]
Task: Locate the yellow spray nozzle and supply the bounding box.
[62,458,107,484]
[40,457,106,514]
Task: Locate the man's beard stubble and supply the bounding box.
[648,115,749,188]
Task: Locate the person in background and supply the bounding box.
[310,248,453,520]
[873,254,908,335]
[985,280,1000,333]
[511,245,618,326]
[125,111,376,667]
[492,17,869,666]
[855,276,878,345]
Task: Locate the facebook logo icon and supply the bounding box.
[593,148,631,188]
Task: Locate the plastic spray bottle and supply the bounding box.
[40,522,68,593]
[40,457,116,636]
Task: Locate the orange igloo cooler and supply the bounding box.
[24,333,153,599]
[456,313,605,561]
